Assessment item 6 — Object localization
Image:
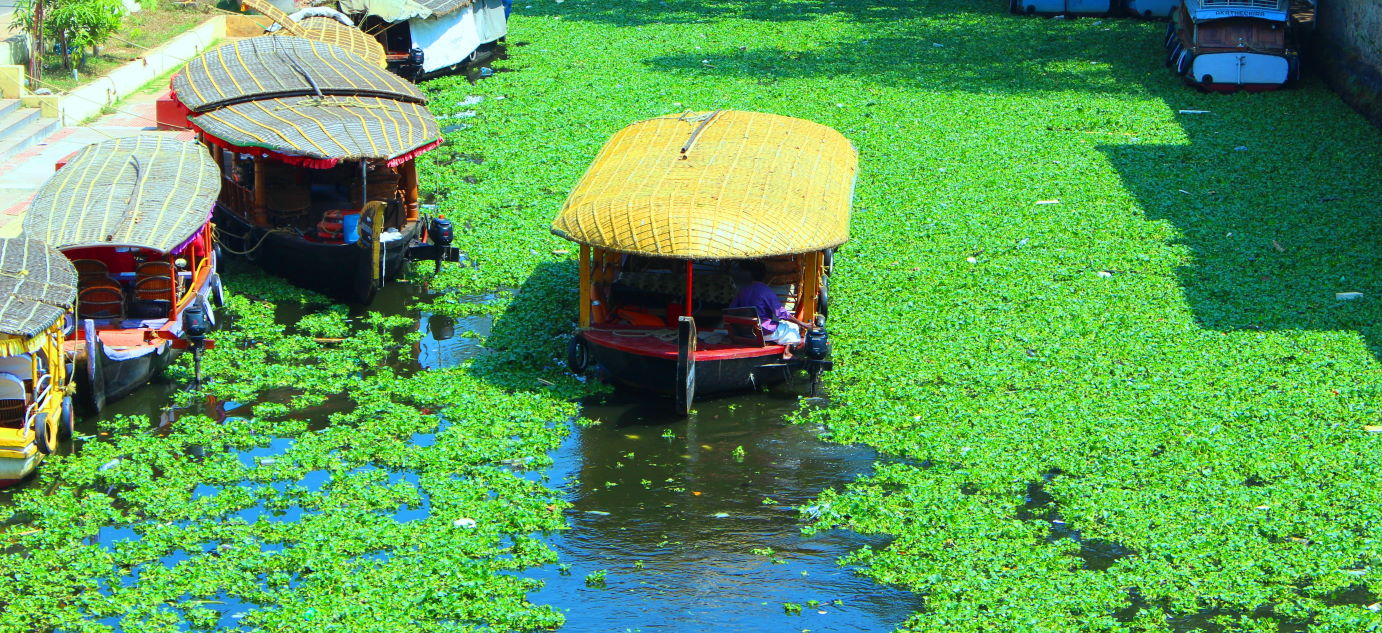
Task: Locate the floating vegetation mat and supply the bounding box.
[6,0,1382,631]
[0,269,585,631]
[414,0,1382,630]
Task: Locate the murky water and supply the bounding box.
[15,279,919,631]
[529,388,920,631]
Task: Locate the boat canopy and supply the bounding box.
[172,37,421,112]
[277,18,388,69]
[1185,0,1290,21]
[551,110,856,260]
[339,0,475,22]
[24,136,220,253]
[241,0,389,69]
[0,238,77,355]
[192,95,441,167]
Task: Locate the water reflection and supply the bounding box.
[529,387,921,632]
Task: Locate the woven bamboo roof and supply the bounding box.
[551,111,857,259]
[241,0,388,69]
[24,136,219,253]
[0,238,76,340]
[190,96,440,162]
[172,36,421,113]
[286,19,388,69]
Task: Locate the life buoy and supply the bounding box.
[316,210,347,242]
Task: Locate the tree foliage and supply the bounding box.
[10,0,126,70]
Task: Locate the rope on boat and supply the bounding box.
[213,224,295,256]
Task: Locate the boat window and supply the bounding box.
[1196,18,1286,49]
[599,257,737,328]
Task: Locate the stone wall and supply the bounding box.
[1314,0,1382,126]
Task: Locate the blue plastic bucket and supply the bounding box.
[342,211,361,244]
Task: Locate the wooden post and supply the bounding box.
[578,244,591,328]
[798,251,820,324]
[684,259,694,318]
[400,159,420,222]
[251,156,269,226]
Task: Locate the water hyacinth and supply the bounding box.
[0,0,1380,631]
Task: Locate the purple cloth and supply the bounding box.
[729,282,790,332]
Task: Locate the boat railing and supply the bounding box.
[22,374,52,433]
[219,175,253,216]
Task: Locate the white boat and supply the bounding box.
[1166,0,1306,91]
[341,0,508,81]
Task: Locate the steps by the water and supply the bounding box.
[0,100,60,158]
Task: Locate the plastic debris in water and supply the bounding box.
[453,517,478,528]
[1337,292,1364,301]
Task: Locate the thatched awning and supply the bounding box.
[279,19,388,69]
[551,111,857,260]
[172,37,422,113]
[190,95,441,166]
[0,238,76,348]
[24,136,219,253]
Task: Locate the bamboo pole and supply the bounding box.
[251,156,269,226]
[578,245,591,329]
[400,160,420,222]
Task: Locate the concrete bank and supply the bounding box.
[1314,0,1382,127]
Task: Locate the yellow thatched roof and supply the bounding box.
[551,111,856,259]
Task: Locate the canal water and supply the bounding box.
[26,279,921,632]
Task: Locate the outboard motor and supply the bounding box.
[429,216,454,274]
[803,328,832,397]
[184,302,209,388]
[804,328,831,361]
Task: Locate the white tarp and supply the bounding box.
[410,0,508,73]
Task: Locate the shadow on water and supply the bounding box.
[1097,121,1382,353]
[527,386,922,631]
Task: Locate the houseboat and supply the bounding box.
[1166,0,1303,91]
[338,0,508,82]
[171,36,445,304]
[553,111,855,414]
[24,136,222,412]
[0,238,77,484]
[246,0,389,68]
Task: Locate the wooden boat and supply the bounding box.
[245,0,390,69]
[552,111,856,414]
[171,36,447,304]
[24,136,223,413]
[339,0,508,82]
[1166,0,1306,91]
[0,238,78,485]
